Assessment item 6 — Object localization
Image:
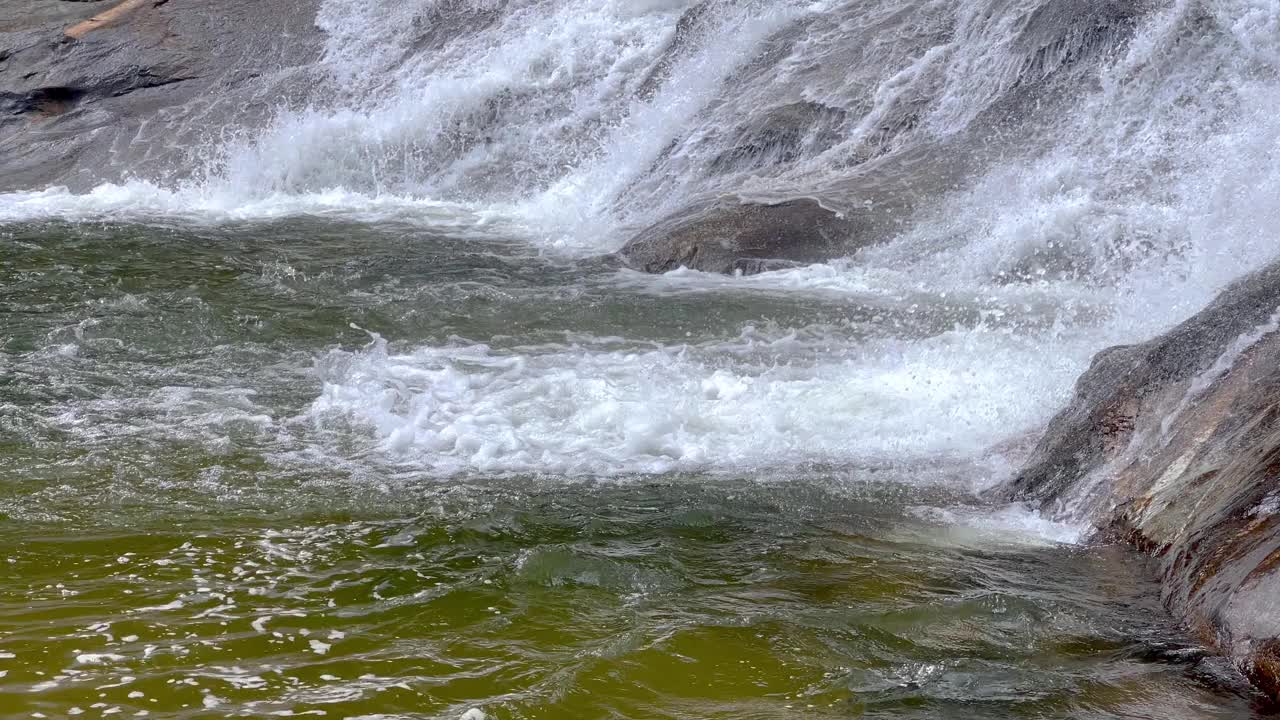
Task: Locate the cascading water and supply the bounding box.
[190,0,1280,482]
[3,0,1279,507]
[2,0,1280,716]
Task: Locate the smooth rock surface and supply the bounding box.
[0,0,322,191]
[618,198,863,274]
[999,260,1280,700]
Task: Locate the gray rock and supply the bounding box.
[0,0,102,33]
[998,259,1280,700]
[0,0,323,191]
[706,101,849,177]
[618,198,863,275]
[634,0,712,101]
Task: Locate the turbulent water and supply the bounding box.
[4,0,1280,717]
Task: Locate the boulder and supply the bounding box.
[618,198,863,275]
[998,260,1280,699]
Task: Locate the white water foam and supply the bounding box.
[0,183,509,232]
[303,315,1088,478]
[6,0,1280,505]
[213,0,816,245]
[907,503,1086,547]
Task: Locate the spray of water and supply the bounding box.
[4,0,1280,512]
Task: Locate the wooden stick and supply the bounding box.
[65,0,152,40]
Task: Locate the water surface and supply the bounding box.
[0,221,1263,718]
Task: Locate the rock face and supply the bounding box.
[999,260,1280,699]
[0,0,322,191]
[618,198,863,274]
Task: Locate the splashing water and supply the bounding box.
[3,0,1280,716]
[3,0,1280,540]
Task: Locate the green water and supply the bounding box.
[0,220,1264,718]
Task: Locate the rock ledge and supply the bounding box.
[1000,260,1280,701]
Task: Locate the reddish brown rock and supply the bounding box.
[1000,260,1280,700]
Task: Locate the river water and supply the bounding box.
[0,217,1266,717]
[6,0,1280,716]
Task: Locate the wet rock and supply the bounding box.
[707,101,848,176]
[998,259,1280,701]
[1008,0,1147,87]
[635,0,713,101]
[0,0,323,191]
[618,198,864,275]
[406,0,508,56]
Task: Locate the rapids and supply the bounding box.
[4,0,1280,716]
